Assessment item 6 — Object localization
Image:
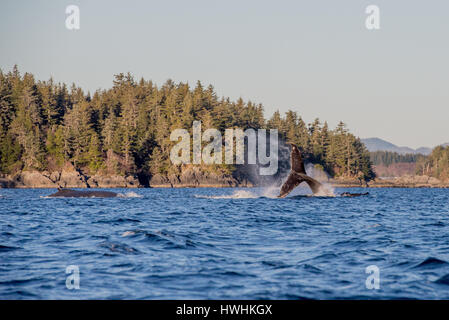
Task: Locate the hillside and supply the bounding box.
[0,66,375,187]
[361,138,432,155]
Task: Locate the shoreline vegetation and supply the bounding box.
[1,66,448,189]
[1,172,449,188]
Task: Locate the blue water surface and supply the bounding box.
[1,187,449,299]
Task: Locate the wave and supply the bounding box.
[121,229,196,249]
[117,191,143,198]
[0,245,20,252]
[412,257,448,269]
[195,190,260,199]
[99,241,139,254]
[194,185,335,199]
[435,274,449,285]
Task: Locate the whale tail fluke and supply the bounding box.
[278,143,324,198]
[288,143,306,174]
[297,173,322,194]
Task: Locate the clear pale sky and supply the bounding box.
[1,0,448,149]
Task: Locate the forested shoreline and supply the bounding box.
[370,151,426,167]
[369,149,449,181]
[416,146,449,181]
[1,66,376,186]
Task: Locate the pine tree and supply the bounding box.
[87,133,103,172]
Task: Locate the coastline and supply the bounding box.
[330,176,449,189]
[1,171,448,189]
[0,166,252,189]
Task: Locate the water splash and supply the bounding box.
[194,179,334,199]
[195,190,260,199]
[117,191,143,198]
[304,163,336,197]
[260,185,282,198]
[314,185,336,197]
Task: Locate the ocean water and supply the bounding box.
[1,187,449,299]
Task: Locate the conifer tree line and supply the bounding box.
[416,146,449,181]
[370,151,426,167]
[0,66,375,181]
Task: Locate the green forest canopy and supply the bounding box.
[370,151,427,167]
[0,66,376,181]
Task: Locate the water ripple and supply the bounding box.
[1,187,449,299]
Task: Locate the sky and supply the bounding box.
[0,0,448,149]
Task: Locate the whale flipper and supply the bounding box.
[278,144,323,198]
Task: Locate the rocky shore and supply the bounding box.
[1,165,448,189]
[331,175,449,188]
[0,165,253,188]
[148,167,253,188]
[0,163,140,188]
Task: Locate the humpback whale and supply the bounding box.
[278,143,369,198]
[278,144,324,198]
[340,192,369,197]
[47,187,118,198]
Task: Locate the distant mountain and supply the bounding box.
[415,147,432,155]
[361,138,432,155]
